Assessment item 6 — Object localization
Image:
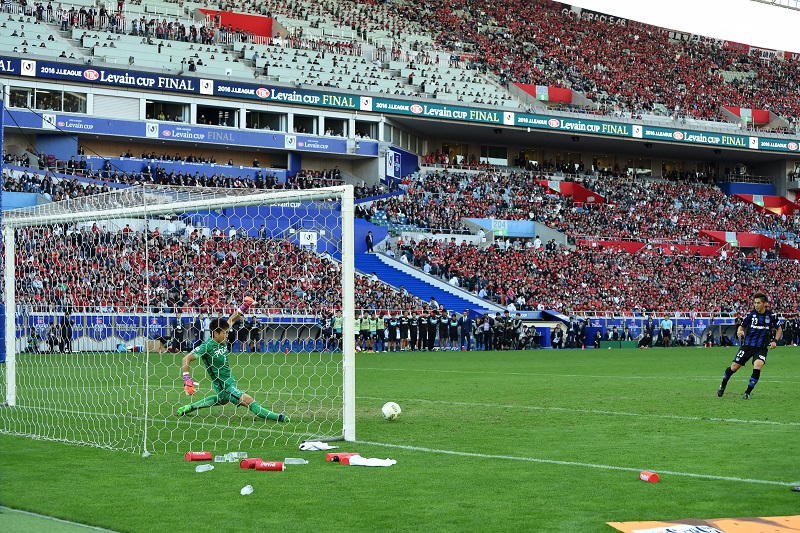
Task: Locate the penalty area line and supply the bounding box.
[356,441,793,487]
[0,506,121,532]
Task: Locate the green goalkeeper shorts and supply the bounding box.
[212,378,244,404]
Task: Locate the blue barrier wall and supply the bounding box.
[718,182,775,196]
[84,156,289,182]
[3,192,40,209]
[288,152,301,177]
[36,134,78,161]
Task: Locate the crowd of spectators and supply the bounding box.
[9,151,800,249]
[262,35,363,56]
[9,161,800,315]
[2,160,384,203]
[394,0,800,125]
[178,0,800,125]
[13,0,800,126]
[362,169,800,244]
[238,0,421,43]
[252,45,394,91]
[2,169,110,202]
[14,224,428,316]
[392,237,800,314]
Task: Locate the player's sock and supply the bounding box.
[720,366,735,388]
[745,368,761,395]
[248,401,288,422]
[184,394,219,413]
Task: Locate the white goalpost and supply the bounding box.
[0,184,356,454]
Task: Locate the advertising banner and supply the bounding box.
[515,114,631,137]
[5,108,377,155]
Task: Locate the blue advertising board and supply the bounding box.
[4,108,379,156]
[385,146,418,183]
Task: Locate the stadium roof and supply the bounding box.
[575,0,800,53]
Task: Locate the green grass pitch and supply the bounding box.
[1,346,798,532]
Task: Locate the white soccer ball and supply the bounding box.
[381,401,401,421]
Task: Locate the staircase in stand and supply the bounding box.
[355,253,502,315]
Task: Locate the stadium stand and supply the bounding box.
[391,236,800,314]
[361,169,794,244]
[12,223,430,316]
[7,0,800,126]
[5,0,800,323]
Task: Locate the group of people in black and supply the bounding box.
[160,313,264,353]
[551,316,587,349]
[779,316,800,346]
[354,308,473,352]
[350,308,535,352]
[25,316,74,354]
[474,310,535,350]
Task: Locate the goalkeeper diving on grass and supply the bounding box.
[178,297,288,422]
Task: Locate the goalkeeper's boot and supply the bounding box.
[277,414,290,423]
[178,405,192,416]
[742,393,751,400]
[717,386,725,397]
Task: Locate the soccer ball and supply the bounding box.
[382,402,401,421]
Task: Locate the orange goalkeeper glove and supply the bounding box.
[183,372,196,395]
[239,296,255,313]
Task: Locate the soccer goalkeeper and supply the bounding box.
[178,297,288,422]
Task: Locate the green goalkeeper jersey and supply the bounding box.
[193,338,232,386]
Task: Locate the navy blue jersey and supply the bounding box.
[742,309,781,348]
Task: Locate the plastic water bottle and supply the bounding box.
[240,485,254,496]
[284,458,309,465]
[214,456,226,463]
[195,464,214,473]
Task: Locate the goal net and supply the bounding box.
[0,184,356,454]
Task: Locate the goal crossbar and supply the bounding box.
[2,185,352,228]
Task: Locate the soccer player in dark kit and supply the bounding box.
[717,292,782,400]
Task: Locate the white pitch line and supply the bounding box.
[7,397,798,429]
[357,366,800,383]
[356,440,794,487]
[1,506,121,532]
[358,396,800,427]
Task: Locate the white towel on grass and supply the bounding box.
[299,441,338,451]
[348,456,396,467]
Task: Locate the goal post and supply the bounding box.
[0,184,356,454]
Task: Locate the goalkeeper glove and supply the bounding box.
[183,373,196,395]
[239,296,255,313]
